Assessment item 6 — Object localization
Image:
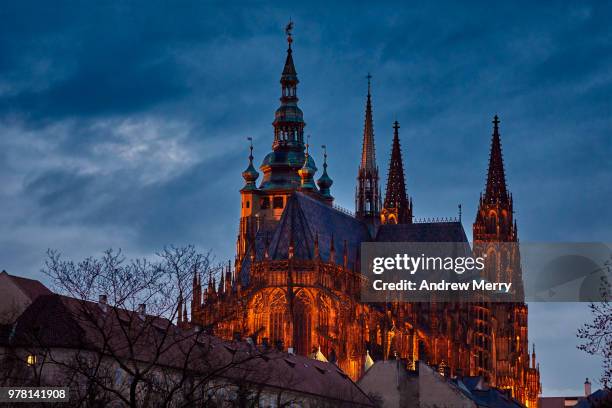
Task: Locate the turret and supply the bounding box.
[316,145,333,202]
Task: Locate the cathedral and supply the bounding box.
[185,26,541,407]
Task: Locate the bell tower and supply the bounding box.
[355,74,381,234]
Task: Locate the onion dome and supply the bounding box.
[242,138,259,189]
[317,144,333,198]
[298,140,317,190]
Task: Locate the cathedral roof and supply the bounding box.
[239,195,470,285]
[268,193,370,267]
[376,222,468,243]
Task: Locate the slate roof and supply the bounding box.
[1,270,52,300]
[573,389,611,408]
[239,193,471,285]
[240,193,371,284]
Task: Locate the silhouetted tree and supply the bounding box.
[578,259,612,388]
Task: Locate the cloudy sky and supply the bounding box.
[0,1,610,397]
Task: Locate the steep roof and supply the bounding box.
[268,193,371,268]
[1,270,52,300]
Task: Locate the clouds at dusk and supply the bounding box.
[0,1,610,395]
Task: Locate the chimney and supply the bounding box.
[137,303,146,320]
[585,378,591,397]
[98,294,108,312]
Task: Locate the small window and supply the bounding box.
[273,196,284,209]
[246,201,250,209]
[26,354,36,366]
[261,197,270,209]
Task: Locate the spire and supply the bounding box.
[382,120,412,224]
[484,115,509,203]
[242,137,259,189]
[317,144,333,198]
[272,20,304,151]
[355,73,381,227]
[298,135,317,190]
[258,21,312,192]
[360,73,377,171]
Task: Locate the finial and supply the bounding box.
[493,114,500,130]
[247,136,253,159]
[285,19,294,48]
[393,120,400,132]
[366,73,372,95]
[321,144,327,166]
[458,204,462,222]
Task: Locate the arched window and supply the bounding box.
[269,291,286,344]
[293,291,312,355]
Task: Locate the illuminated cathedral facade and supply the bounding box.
[185,26,541,407]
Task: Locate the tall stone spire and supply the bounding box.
[382,121,412,224]
[474,115,516,242]
[361,74,377,171]
[484,115,509,204]
[355,74,381,232]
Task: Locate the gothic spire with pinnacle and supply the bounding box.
[360,73,377,171]
[484,115,509,204]
[355,73,381,229]
[382,121,412,224]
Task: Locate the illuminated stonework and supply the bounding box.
[188,28,541,407]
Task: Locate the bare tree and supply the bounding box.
[578,259,612,389]
[1,246,278,407]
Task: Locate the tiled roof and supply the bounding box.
[1,271,52,300]
[9,294,373,406]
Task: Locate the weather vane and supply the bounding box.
[285,19,294,46]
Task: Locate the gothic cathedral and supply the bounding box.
[186,27,541,407]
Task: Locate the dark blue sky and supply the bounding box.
[0,1,610,396]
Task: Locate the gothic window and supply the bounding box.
[261,197,270,209]
[273,196,284,209]
[294,292,312,355]
[269,291,285,344]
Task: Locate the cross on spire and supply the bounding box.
[285,19,294,48]
[484,114,509,203]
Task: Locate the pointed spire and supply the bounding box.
[360,73,377,171]
[242,137,259,189]
[272,20,304,151]
[484,115,509,203]
[356,73,381,225]
[314,232,320,259]
[383,120,412,224]
[329,234,336,263]
[317,144,333,198]
[298,135,317,189]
